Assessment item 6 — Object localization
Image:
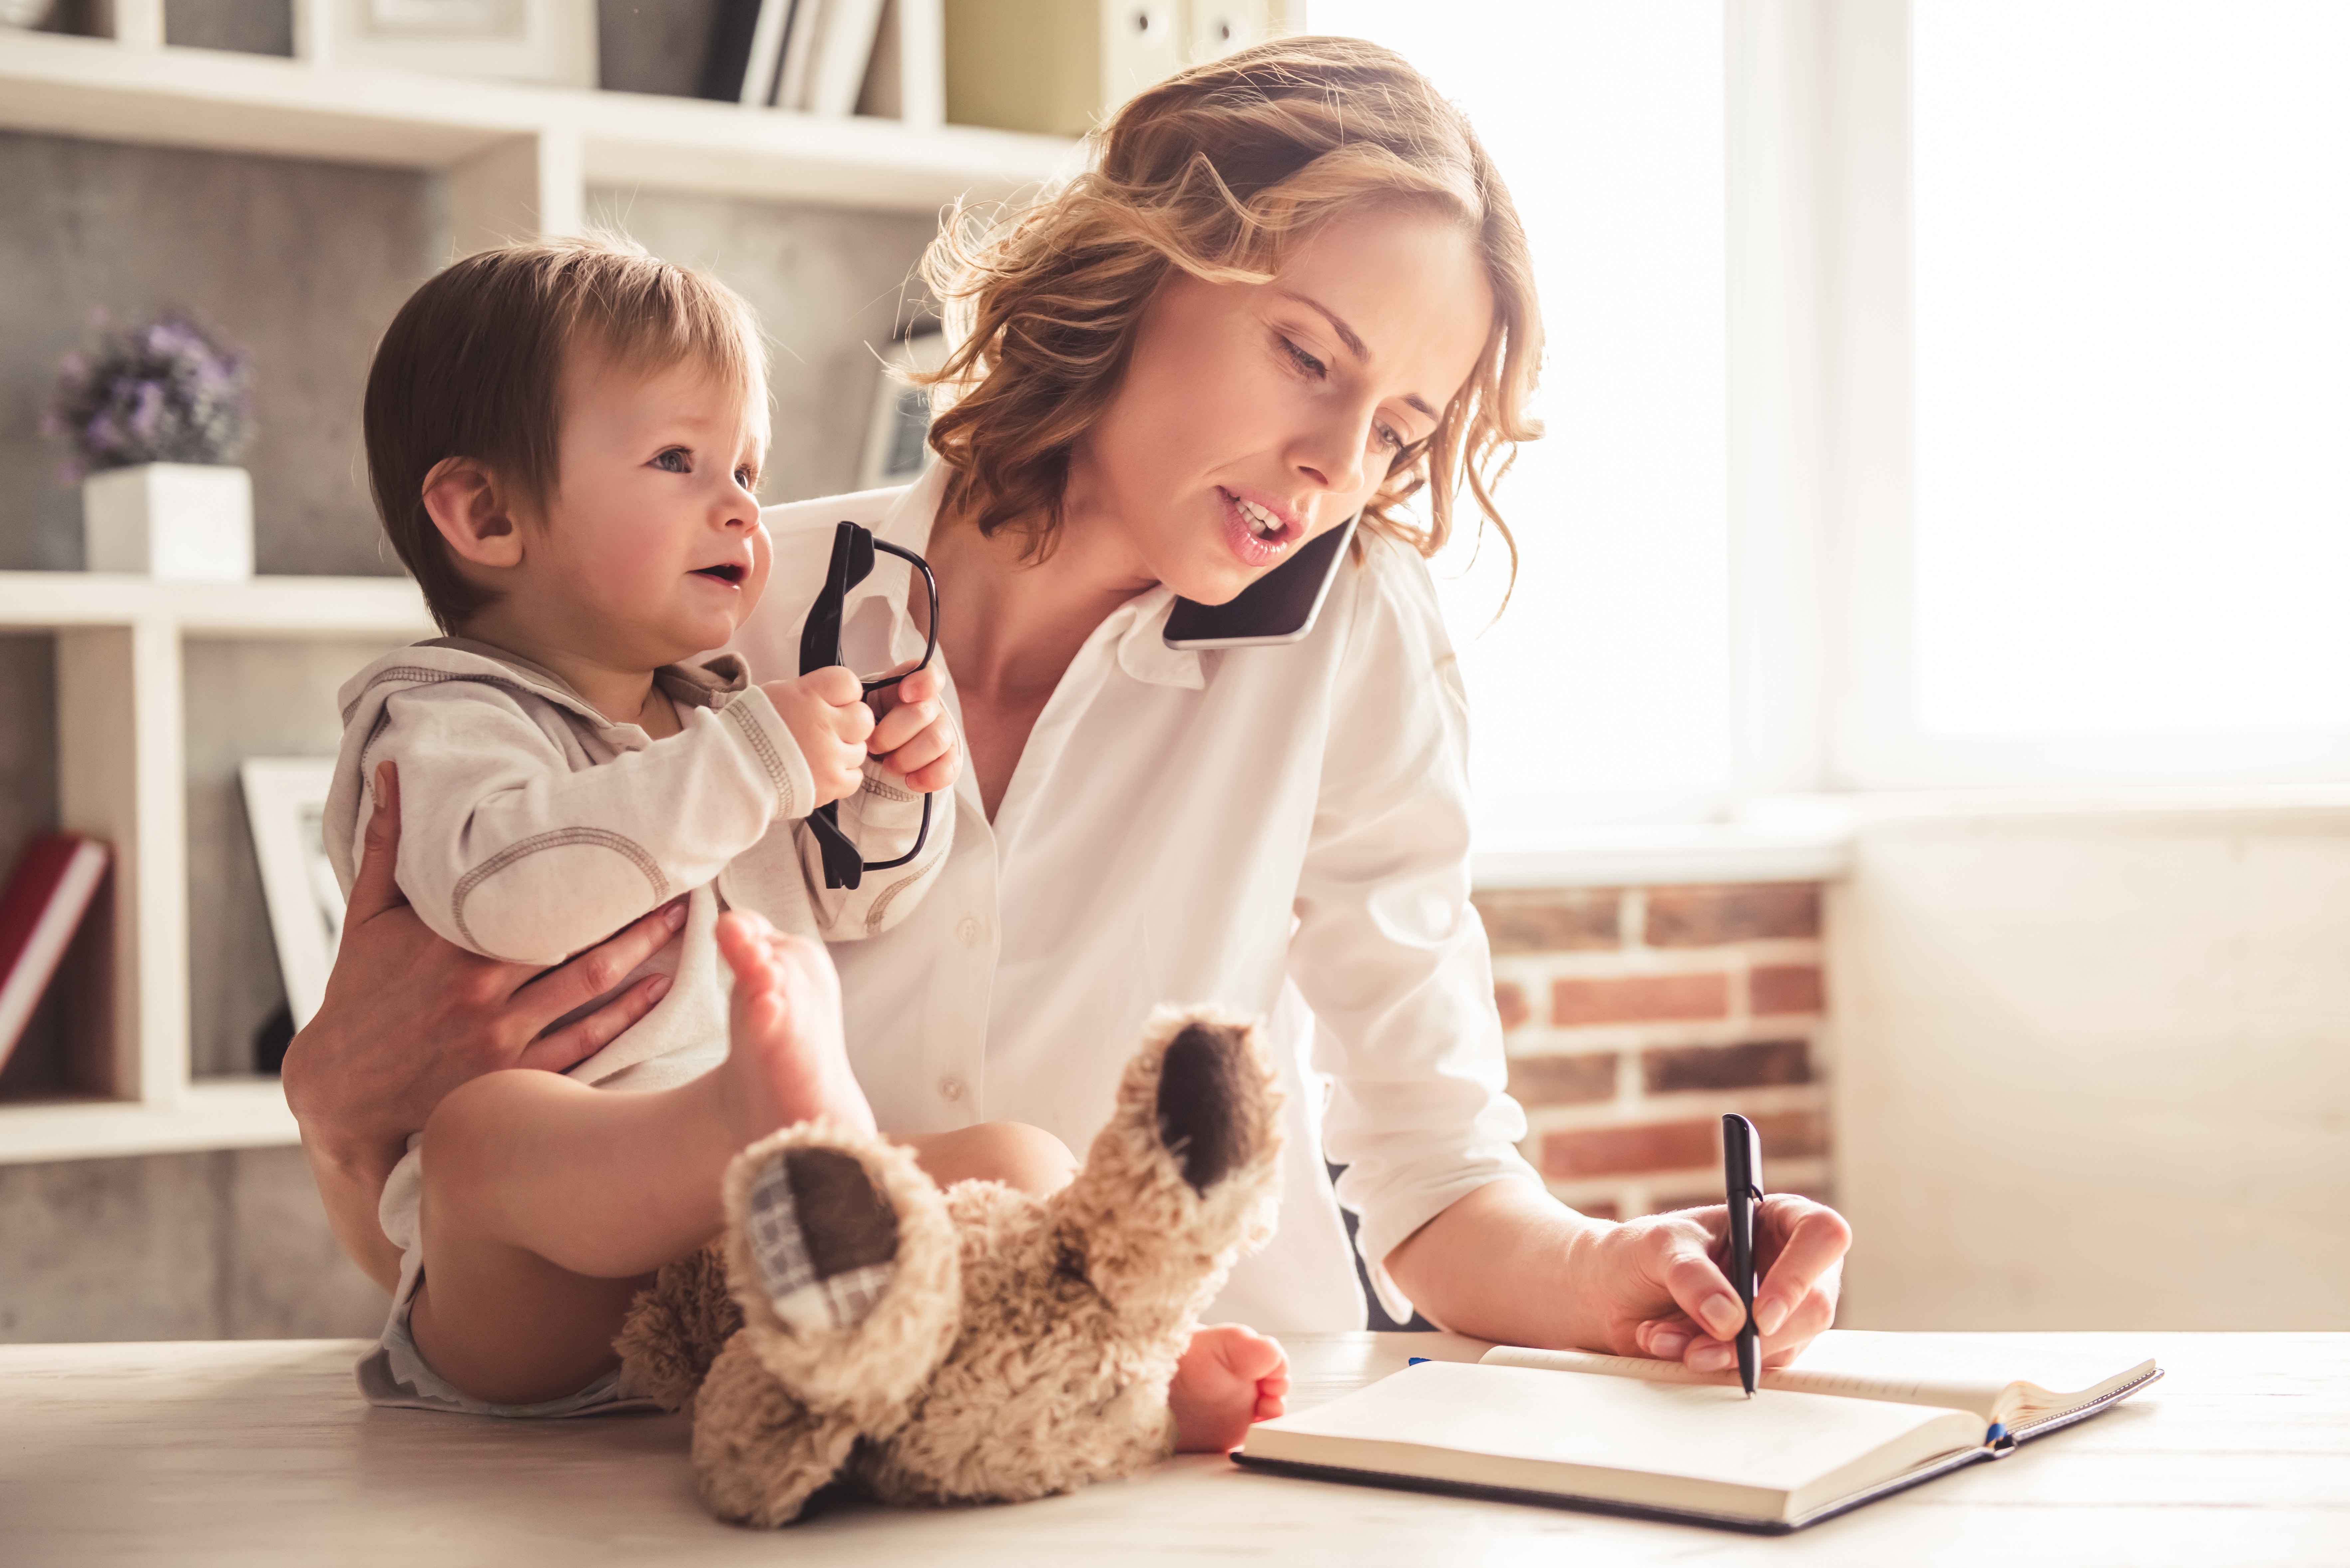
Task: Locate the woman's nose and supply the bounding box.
[1293,411,1375,496]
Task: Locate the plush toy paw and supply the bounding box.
[718,1119,961,1418]
[740,1144,900,1337]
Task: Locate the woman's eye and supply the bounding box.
[1372,422,1405,453]
[653,448,691,473]
[1283,338,1327,379]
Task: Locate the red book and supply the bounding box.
[0,834,110,1074]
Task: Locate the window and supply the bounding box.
[1314,1,1731,825]
[1318,0,2350,807]
[1913,0,2350,738]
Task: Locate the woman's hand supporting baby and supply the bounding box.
[760,664,960,808]
[283,761,686,1292]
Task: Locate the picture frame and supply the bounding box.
[292,0,598,88]
[858,332,946,493]
[238,758,345,1031]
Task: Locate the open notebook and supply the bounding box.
[1234,1332,2161,1533]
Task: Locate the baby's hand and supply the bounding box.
[866,665,961,796]
[1169,1322,1289,1453]
[761,667,874,808]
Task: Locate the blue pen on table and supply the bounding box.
[1722,1113,1763,1398]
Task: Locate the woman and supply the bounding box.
[288,37,1848,1378]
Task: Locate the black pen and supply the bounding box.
[1722,1113,1763,1398]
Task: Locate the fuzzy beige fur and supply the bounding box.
[614,1006,1284,1527]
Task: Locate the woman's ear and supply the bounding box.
[421,456,525,570]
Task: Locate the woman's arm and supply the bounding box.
[1292,549,1850,1364]
[1384,1179,1850,1369]
[283,763,684,1290]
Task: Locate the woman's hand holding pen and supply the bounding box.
[1383,1175,1853,1369]
[1597,1195,1852,1374]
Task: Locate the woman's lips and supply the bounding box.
[1220,488,1298,569]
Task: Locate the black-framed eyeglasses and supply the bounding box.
[797,521,940,890]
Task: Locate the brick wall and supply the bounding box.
[1474,883,1831,1221]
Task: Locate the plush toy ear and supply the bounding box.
[1154,1020,1264,1193]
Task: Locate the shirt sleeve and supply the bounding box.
[369,679,813,964]
[1286,543,1544,1325]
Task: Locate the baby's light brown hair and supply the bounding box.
[364,235,767,632]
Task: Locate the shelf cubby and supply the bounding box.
[0,574,432,1164]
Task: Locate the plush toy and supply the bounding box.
[614,1007,1284,1526]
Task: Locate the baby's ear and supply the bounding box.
[422,455,524,569]
[1154,1020,1264,1194]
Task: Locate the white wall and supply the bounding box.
[1829,800,2350,1329]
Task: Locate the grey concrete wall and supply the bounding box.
[165,0,295,56]
[599,0,725,98]
[0,1145,384,1341]
[0,129,445,575]
[2,124,942,1339]
[588,186,939,505]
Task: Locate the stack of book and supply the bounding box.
[701,0,891,115]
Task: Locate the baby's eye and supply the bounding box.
[652,447,691,474]
[734,464,758,490]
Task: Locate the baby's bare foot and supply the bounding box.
[715,910,876,1147]
[1170,1322,1289,1453]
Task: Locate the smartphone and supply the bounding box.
[1163,515,1358,650]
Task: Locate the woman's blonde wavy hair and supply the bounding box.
[918,34,1542,575]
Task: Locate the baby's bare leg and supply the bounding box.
[897,1122,1078,1194]
[409,915,873,1406]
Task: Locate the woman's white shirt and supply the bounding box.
[735,468,1540,1331]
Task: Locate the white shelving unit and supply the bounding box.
[0,575,434,1164]
[0,19,1076,1164]
[0,19,1077,248]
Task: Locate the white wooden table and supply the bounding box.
[2,1331,2342,1566]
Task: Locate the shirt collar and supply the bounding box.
[877,460,950,552]
[1110,587,1204,690]
[900,463,1204,691]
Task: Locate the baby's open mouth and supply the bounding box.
[692,564,746,585]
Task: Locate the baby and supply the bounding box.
[330,236,1283,1447]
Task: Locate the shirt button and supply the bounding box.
[956,916,984,947]
[938,1075,965,1102]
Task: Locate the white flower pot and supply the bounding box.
[82,463,255,582]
